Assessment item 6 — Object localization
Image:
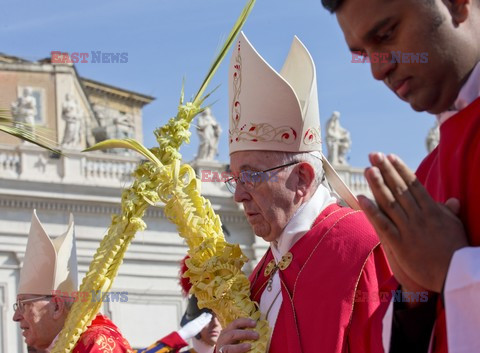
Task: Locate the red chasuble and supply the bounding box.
[73,314,133,353]
[249,204,396,353]
[134,331,190,353]
[416,97,480,353]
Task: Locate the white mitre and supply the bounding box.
[228,32,359,209]
[18,210,78,295]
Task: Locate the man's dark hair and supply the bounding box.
[321,0,344,13]
[321,0,437,14]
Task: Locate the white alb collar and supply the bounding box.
[437,61,480,125]
[271,185,337,262]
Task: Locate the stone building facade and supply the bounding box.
[0,54,370,352]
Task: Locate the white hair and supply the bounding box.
[50,296,74,310]
[269,151,325,189]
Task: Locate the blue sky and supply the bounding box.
[1,0,436,170]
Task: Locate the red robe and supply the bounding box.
[134,332,193,353]
[416,97,480,353]
[249,204,396,353]
[73,314,133,353]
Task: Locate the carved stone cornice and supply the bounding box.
[0,194,249,224]
[81,77,154,107]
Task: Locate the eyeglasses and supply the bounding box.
[225,161,300,193]
[13,296,51,313]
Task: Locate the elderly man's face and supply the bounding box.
[230,151,303,242]
[13,295,58,349]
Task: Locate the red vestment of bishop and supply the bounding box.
[72,314,133,353]
[416,97,480,353]
[249,204,396,353]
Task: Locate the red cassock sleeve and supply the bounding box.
[133,331,188,353]
[348,245,398,353]
[72,315,134,353]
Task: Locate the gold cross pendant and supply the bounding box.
[263,252,293,291]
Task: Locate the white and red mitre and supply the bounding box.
[229,32,321,154]
[228,32,360,209]
[18,210,78,295]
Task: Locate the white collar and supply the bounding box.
[437,61,480,125]
[270,185,337,262]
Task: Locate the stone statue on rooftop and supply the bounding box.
[61,93,82,149]
[326,111,351,166]
[196,107,222,161]
[11,87,37,135]
[426,120,440,153]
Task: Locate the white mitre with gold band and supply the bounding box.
[18,210,78,295]
[228,32,359,209]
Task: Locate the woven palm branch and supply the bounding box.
[51,1,270,353]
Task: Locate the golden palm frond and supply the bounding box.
[0,108,61,155]
[61,1,272,353]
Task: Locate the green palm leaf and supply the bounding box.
[84,138,162,166]
[193,0,256,106]
[0,109,61,155]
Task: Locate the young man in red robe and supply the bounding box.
[215,32,396,353]
[13,210,133,353]
[320,0,480,352]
